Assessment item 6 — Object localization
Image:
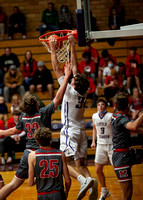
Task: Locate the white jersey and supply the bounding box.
[92,112,113,144]
[103,66,119,77]
[58,76,86,129]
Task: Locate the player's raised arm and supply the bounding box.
[68,33,78,75]
[0,127,21,137]
[49,37,63,79]
[126,112,143,133]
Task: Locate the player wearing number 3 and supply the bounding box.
[91,99,113,200]
[0,63,72,199]
[49,33,98,200]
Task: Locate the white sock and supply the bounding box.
[77,175,86,185]
[102,187,107,191]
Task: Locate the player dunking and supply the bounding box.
[28,127,71,200]
[91,99,113,200]
[112,92,143,200]
[0,64,72,200]
[49,33,98,200]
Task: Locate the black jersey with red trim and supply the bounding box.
[112,112,131,149]
[16,102,55,150]
[35,147,64,194]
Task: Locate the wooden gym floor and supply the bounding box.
[0,162,143,200]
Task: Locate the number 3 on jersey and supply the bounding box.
[25,122,39,138]
[100,127,105,134]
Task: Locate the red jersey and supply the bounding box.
[88,77,96,94]
[83,47,99,59]
[126,53,141,67]
[128,96,143,111]
[78,59,95,74]
[104,75,122,88]
[99,54,117,68]
[0,120,5,138]
[22,59,38,77]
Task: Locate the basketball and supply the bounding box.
[47,34,63,49]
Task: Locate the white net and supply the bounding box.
[40,32,70,63]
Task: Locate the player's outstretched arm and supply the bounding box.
[28,151,36,186]
[53,63,72,109]
[49,37,63,79]
[0,127,21,137]
[68,33,78,75]
[62,152,71,198]
[126,112,143,132]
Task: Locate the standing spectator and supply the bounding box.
[112,92,143,200]
[8,6,26,39]
[39,2,59,36]
[58,5,73,30]
[30,61,54,100]
[0,96,8,126]
[91,99,113,200]
[0,47,20,73]
[28,127,71,200]
[0,6,6,40]
[22,50,37,90]
[78,51,96,82]
[98,49,117,86]
[108,7,121,30]
[0,69,4,96]
[128,87,143,119]
[4,65,25,103]
[104,69,122,106]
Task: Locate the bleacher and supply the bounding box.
[1,32,143,160]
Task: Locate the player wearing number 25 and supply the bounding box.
[91,99,113,200]
[28,127,71,200]
[0,63,72,199]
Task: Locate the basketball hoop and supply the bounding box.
[39,30,77,63]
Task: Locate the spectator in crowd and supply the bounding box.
[0,6,6,40]
[10,94,21,114]
[22,50,37,90]
[98,49,117,86]
[8,6,26,39]
[108,7,121,30]
[78,51,96,82]
[126,47,141,69]
[104,69,122,106]
[59,5,73,30]
[103,59,119,83]
[0,96,8,126]
[4,65,25,103]
[126,59,142,95]
[39,2,59,36]
[0,47,20,73]
[28,127,71,200]
[128,87,143,119]
[83,41,99,77]
[109,0,125,26]
[0,119,5,165]
[0,69,4,96]
[30,61,54,100]
[1,110,26,164]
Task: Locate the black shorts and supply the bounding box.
[15,149,33,180]
[112,151,132,182]
[37,191,66,200]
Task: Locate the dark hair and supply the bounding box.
[48,2,54,9]
[97,99,108,107]
[60,5,69,13]
[19,92,38,115]
[102,49,109,58]
[113,92,128,111]
[111,6,118,15]
[82,51,92,59]
[34,127,52,147]
[74,74,90,95]
[13,110,21,116]
[130,47,137,51]
[130,59,138,64]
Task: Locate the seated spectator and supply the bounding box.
[126,47,141,68]
[22,50,37,90]
[0,6,6,40]
[59,5,73,30]
[126,59,142,94]
[8,6,26,39]
[10,94,21,114]
[129,87,143,119]
[98,49,117,86]
[4,65,25,103]
[78,51,96,82]
[104,69,122,106]
[1,110,26,164]
[0,96,8,126]
[103,59,119,83]
[30,61,54,100]
[0,47,20,73]
[0,69,4,96]
[39,2,59,36]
